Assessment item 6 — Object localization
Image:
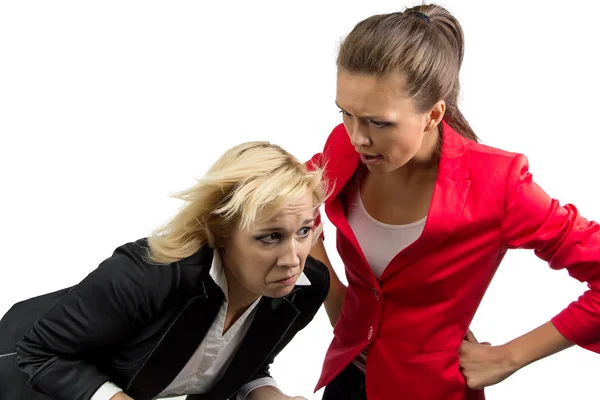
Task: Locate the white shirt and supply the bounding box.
[346,170,426,372]
[346,170,426,279]
[92,251,311,400]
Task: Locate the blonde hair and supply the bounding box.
[147,141,329,264]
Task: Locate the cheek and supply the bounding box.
[248,250,283,282]
[299,239,312,260]
[229,247,268,281]
[386,128,424,154]
[385,137,416,158]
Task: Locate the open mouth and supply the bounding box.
[360,153,383,165]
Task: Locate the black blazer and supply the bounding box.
[0,239,330,400]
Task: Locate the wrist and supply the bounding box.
[500,321,574,373]
[110,393,132,400]
[247,385,285,400]
[499,342,525,373]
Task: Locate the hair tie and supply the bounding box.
[407,11,430,23]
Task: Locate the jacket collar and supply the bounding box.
[322,120,471,282]
[127,246,305,400]
[322,120,469,202]
[209,250,311,301]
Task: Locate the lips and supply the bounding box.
[274,274,298,285]
[359,153,383,165]
[275,275,296,282]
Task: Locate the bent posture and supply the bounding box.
[1,142,330,400]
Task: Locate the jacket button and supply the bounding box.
[367,325,373,340]
[372,288,381,301]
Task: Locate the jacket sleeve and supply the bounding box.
[15,241,174,400]
[501,154,600,352]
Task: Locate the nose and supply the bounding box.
[346,120,371,148]
[277,238,301,269]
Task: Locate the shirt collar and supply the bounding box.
[209,251,311,300]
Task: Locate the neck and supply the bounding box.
[222,264,260,318]
[390,126,440,184]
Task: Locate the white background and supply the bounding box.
[1,1,599,398]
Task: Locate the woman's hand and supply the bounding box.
[459,322,575,390]
[247,385,307,400]
[110,392,134,400]
[459,330,517,390]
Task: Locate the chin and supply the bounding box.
[265,284,295,299]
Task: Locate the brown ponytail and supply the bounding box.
[337,4,479,142]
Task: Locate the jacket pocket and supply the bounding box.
[408,348,458,362]
[398,349,468,399]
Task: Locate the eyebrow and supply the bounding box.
[255,218,315,232]
[335,101,385,121]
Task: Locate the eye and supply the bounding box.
[297,226,313,238]
[338,109,353,118]
[370,120,389,128]
[258,233,280,244]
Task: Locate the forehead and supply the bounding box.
[256,192,314,226]
[336,71,414,115]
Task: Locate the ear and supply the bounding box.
[425,100,445,131]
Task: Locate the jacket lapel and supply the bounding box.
[379,122,471,280]
[126,251,224,400]
[321,125,373,284]
[323,121,472,283]
[205,294,300,400]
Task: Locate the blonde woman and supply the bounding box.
[0,142,330,400]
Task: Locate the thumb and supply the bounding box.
[464,329,478,343]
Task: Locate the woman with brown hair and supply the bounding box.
[307,4,600,399]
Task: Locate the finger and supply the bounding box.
[464,329,477,342]
[482,341,492,346]
[459,339,473,353]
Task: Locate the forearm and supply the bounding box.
[110,393,133,400]
[246,385,288,400]
[325,280,346,327]
[310,239,347,326]
[504,321,575,371]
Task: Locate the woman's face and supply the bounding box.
[221,191,315,299]
[336,70,440,173]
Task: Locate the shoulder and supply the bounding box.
[442,122,520,176]
[114,239,215,293]
[306,124,353,171]
[96,238,171,282]
[463,141,525,183]
[321,124,354,162]
[466,140,518,160]
[89,238,201,302]
[324,123,349,144]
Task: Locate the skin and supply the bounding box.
[310,69,574,391]
[221,191,315,332]
[111,192,316,400]
[110,383,309,400]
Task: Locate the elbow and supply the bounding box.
[15,338,32,373]
[14,335,45,377]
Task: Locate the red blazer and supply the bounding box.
[309,121,600,400]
